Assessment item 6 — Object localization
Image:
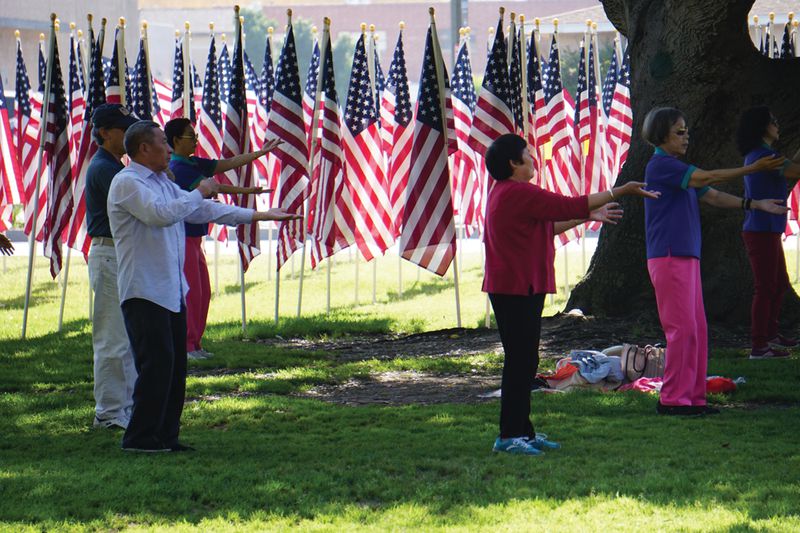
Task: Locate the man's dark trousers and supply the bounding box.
[120,298,187,449]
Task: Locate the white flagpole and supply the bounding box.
[22,14,58,339]
[768,12,775,59]
[430,7,461,328]
[298,22,325,317]
[266,28,274,282]
[117,18,127,107]
[367,24,379,305]
[183,21,192,118]
[326,256,332,312]
[58,248,70,331]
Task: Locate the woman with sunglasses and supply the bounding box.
[642,107,787,416]
[735,107,800,359]
[164,117,281,360]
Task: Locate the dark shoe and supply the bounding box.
[749,346,790,360]
[656,402,704,416]
[701,406,721,415]
[122,443,170,453]
[768,334,798,349]
[170,442,196,452]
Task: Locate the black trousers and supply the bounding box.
[489,292,545,439]
[120,298,187,449]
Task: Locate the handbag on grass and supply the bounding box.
[620,344,666,382]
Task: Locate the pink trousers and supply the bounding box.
[184,237,211,352]
[647,256,708,407]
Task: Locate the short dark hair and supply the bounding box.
[164,118,192,148]
[485,134,527,181]
[124,121,161,158]
[642,107,686,146]
[92,127,105,146]
[736,106,771,156]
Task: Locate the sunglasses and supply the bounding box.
[673,129,689,137]
[178,133,199,141]
[770,117,779,127]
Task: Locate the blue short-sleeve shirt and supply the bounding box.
[743,144,790,233]
[644,147,710,259]
[169,154,218,237]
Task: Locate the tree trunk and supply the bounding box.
[567,0,800,325]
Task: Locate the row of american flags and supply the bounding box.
[0,10,634,282]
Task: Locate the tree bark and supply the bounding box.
[567,0,800,325]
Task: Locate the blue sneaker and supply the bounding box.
[526,433,561,450]
[492,437,543,456]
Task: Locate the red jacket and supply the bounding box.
[482,180,589,295]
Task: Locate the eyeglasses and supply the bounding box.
[177,133,199,141]
[673,129,689,137]
[770,117,779,127]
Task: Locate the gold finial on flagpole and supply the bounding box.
[360,22,367,33]
[499,6,505,17]
[789,12,795,23]
[592,22,598,31]
[769,12,775,22]
[120,17,126,28]
[70,22,76,31]
[15,29,20,39]
[175,29,180,39]
[209,22,214,31]
[267,27,273,35]
[54,19,60,32]
[430,7,436,17]
[142,21,148,30]
[78,29,83,38]
[753,15,759,25]
[39,33,45,42]
[185,21,191,31]
[399,21,405,30]
[553,18,559,33]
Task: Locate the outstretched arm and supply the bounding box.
[700,188,788,215]
[214,138,283,173]
[688,155,785,187]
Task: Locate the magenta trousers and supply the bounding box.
[647,256,708,407]
[184,236,211,352]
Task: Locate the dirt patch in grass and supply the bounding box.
[214,314,754,405]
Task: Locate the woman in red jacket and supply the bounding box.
[483,134,659,456]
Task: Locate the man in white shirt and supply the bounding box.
[108,121,298,452]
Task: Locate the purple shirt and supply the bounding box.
[743,144,790,233]
[644,148,709,259]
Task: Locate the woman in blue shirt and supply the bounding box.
[642,107,787,416]
[736,106,800,359]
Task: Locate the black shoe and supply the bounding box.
[656,402,705,416]
[170,442,196,452]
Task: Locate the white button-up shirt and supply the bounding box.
[108,160,254,312]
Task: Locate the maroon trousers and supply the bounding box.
[742,231,790,349]
[184,236,211,352]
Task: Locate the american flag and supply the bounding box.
[607,46,632,176]
[15,38,32,168]
[527,31,545,152]
[582,39,611,231]
[542,35,571,153]
[302,40,320,151]
[22,41,48,242]
[244,50,268,191]
[508,26,525,135]
[450,38,483,237]
[400,24,456,276]
[218,40,232,105]
[106,28,129,105]
[151,77,171,126]
[309,31,349,268]
[260,34,280,202]
[67,32,86,194]
[380,29,413,238]
[222,23,259,271]
[170,36,195,121]
[574,42,590,143]
[468,18,514,156]
[76,35,87,94]
[66,24,106,258]
[373,43,385,118]
[197,34,223,159]
[266,22,309,269]
[130,37,155,121]
[781,23,792,58]
[341,33,393,261]
[0,74,23,231]
[41,34,75,278]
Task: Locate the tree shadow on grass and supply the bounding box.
[385,277,454,302]
[0,283,58,311]
[222,280,260,295]
[1,392,797,527]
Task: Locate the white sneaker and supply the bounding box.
[93,415,128,430]
[198,348,214,358]
[187,350,208,360]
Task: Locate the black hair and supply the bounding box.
[123,121,161,158]
[642,107,686,146]
[92,127,105,146]
[735,106,772,156]
[164,118,192,148]
[485,134,528,181]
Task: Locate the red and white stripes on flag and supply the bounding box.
[22,44,48,243]
[607,47,632,176]
[302,40,320,152]
[41,34,75,278]
[582,39,612,231]
[266,22,309,270]
[222,23,259,271]
[67,23,107,258]
[67,32,86,182]
[400,24,456,276]
[309,31,351,268]
[152,77,172,126]
[380,29,413,238]
[468,17,514,157]
[0,74,22,230]
[341,33,393,261]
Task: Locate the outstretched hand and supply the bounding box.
[258,138,284,156]
[752,155,786,172]
[0,234,14,256]
[619,181,661,199]
[589,202,623,225]
[754,198,789,215]
[254,208,303,222]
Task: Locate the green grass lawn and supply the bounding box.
[1,248,799,531]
